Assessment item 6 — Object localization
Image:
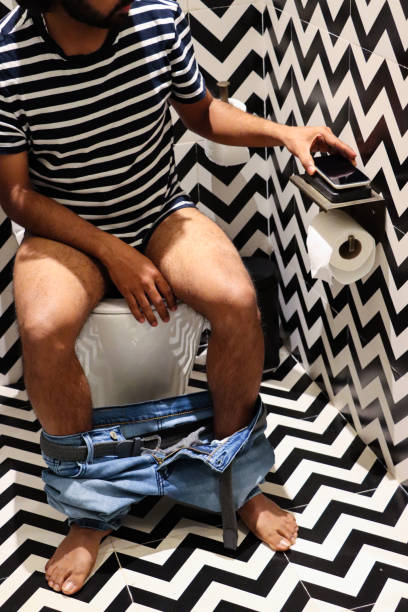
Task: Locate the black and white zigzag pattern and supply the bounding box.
[0,348,407,610]
[264,0,408,484]
[0,0,406,532]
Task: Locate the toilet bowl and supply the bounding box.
[75,298,206,408]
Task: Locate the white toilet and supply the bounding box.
[75,298,206,408]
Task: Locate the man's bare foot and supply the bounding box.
[238,493,298,551]
[44,524,112,595]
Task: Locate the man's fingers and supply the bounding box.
[137,293,158,326]
[323,130,357,162]
[299,151,316,175]
[147,286,170,323]
[156,277,177,312]
[305,129,357,174]
[125,293,145,324]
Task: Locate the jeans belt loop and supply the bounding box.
[82,432,94,463]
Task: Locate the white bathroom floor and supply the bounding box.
[0,346,407,611]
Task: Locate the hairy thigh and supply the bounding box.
[144,208,255,319]
[14,236,108,339]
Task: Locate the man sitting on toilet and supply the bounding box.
[0,0,356,596]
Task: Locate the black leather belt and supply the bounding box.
[40,418,214,462]
[40,431,161,461]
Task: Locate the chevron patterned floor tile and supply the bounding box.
[117,536,312,611]
[0,344,407,610]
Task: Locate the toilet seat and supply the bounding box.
[75,298,205,408]
[91,297,165,315]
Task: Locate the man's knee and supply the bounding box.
[209,277,261,331]
[18,312,81,357]
[13,236,107,356]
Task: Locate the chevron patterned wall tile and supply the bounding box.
[0,211,21,385]
[350,0,408,69]
[189,0,254,12]
[264,0,408,485]
[264,4,294,127]
[346,248,408,381]
[268,173,297,270]
[346,326,408,483]
[0,0,12,17]
[346,339,402,462]
[197,143,271,255]
[0,1,78,385]
[345,45,408,481]
[278,237,408,482]
[278,271,352,394]
[189,2,265,118]
[289,13,351,139]
[348,45,408,231]
[272,0,351,38]
[189,2,271,255]
[270,12,355,302]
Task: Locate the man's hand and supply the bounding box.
[106,241,177,326]
[280,125,357,175]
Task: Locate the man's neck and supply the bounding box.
[43,5,109,56]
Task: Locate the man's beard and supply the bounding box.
[60,0,130,29]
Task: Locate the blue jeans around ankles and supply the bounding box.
[40,391,275,538]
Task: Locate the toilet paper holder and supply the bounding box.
[290,173,386,243]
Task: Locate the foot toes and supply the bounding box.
[62,577,80,595]
[273,537,292,551]
[49,569,70,592]
[279,526,297,542]
[45,557,56,576]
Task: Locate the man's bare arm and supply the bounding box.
[171,89,356,174]
[0,151,119,264]
[0,151,176,325]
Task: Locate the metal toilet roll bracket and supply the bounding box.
[290,174,386,244]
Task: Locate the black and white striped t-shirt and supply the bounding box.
[0,0,206,246]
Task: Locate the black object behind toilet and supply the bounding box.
[242,256,280,371]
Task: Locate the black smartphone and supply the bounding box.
[313,154,370,190]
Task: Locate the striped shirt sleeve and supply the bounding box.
[0,84,27,154]
[168,3,206,104]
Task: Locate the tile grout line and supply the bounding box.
[277,488,378,513]
[113,549,135,604]
[284,551,314,604]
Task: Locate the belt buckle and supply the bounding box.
[140,434,161,452]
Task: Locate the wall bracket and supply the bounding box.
[289,174,386,244]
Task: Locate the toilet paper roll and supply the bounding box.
[204,98,251,166]
[306,209,376,285]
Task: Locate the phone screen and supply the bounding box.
[313,154,369,187]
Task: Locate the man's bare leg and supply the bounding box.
[144,207,298,551]
[13,236,108,434]
[14,236,112,595]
